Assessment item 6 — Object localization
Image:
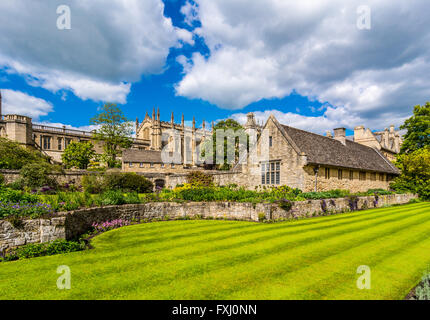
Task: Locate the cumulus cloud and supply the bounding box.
[33,121,100,133]
[1,89,53,119]
[230,107,407,135]
[177,0,430,130]
[0,0,189,103]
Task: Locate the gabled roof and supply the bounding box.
[122,149,163,163]
[280,124,400,174]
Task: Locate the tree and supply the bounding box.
[62,141,96,169]
[400,102,430,154]
[390,147,430,200]
[90,103,133,168]
[0,137,49,169]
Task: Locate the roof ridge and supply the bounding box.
[282,124,340,143]
[371,147,399,172]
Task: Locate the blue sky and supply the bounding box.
[1,0,429,134]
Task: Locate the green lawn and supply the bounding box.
[1,202,430,300]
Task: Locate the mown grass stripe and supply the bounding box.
[64,204,430,299]
[132,205,430,299]
[233,211,430,299]
[92,203,426,264]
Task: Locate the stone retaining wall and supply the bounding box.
[0,169,87,185]
[0,193,418,254]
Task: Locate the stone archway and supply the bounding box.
[154,179,166,190]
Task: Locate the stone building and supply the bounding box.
[0,91,194,163]
[352,125,402,161]
[0,87,402,192]
[126,113,401,193]
[234,115,400,192]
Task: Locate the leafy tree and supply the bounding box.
[400,102,430,154]
[91,103,133,168]
[390,147,430,200]
[62,141,96,169]
[0,137,49,169]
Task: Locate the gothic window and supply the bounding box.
[269,136,273,147]
[371,173,376,181]
[58,138,62,150]
[359,172,366,181]
[338,169,343,180]
[349,171,354,181]
[325,168,330,179]
[379,173,384,181]
[143,128,150,140]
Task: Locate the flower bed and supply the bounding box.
[0,201,54,219]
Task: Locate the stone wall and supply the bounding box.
[0,169,87,185]
[0,193,417,254]
[302,165,394,193]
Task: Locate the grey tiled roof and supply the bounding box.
[281,125,400,174]
[122,149,163,163]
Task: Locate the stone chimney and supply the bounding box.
[353,125,365,141]
[325,130,333,138]
[383,128,389,148]
[394,134,400,153]
[389,125,395,133]
[333,128,346,145]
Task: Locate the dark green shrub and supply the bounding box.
[82,173,105,194]
[14,239,84,259]
[104,172,153,193]
[0,174,4,185]
[20,162,59,190]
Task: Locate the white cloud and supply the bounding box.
[33,121,100,132]
[230,107,408,135]
[177,0,430,129]
[181,1,199,26]
[0,0,190,103]
[1,89,53,119]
